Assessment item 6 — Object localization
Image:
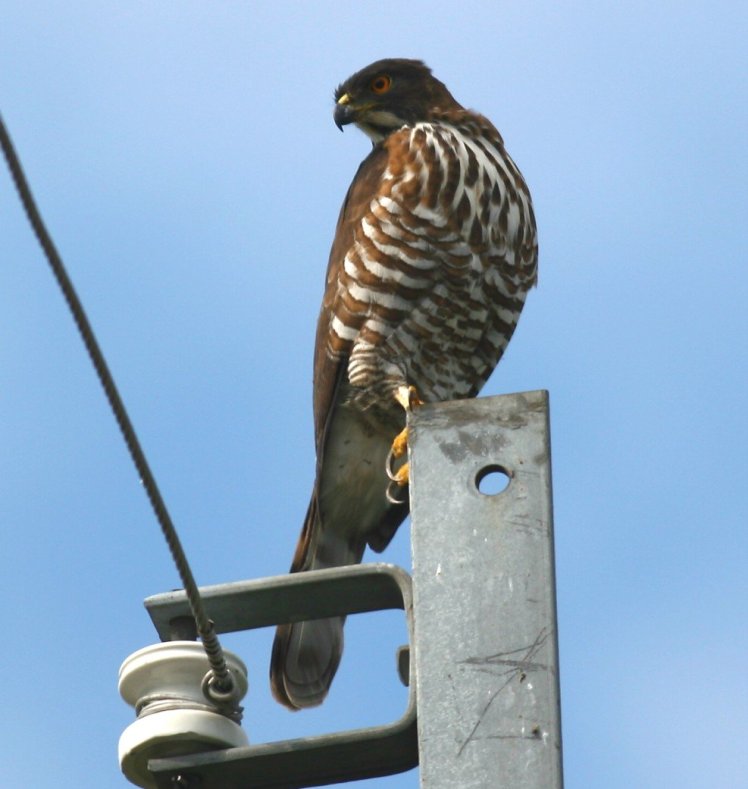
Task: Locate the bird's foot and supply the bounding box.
[390,425,409,459]
[386,427,409,489]
[385,386,423,504]
[386,462,410,504]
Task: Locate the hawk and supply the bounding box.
[270,58,537,710]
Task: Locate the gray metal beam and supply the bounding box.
[408,391,563,788]
[144,563,414,639]
[134,391,562,788]
[144,564,418,788]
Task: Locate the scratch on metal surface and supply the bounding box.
[503,516,548,537]
[456,626,553,756]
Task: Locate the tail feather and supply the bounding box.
[270,407,409,709]
[270,616,344,710]
[270,498,364,710]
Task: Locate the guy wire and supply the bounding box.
[0,114,234,697]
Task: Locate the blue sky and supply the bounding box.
[1,2,746,787]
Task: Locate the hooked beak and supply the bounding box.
[334,94,356,131]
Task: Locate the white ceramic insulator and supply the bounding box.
[118,641,249,788]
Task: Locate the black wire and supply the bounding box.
[0,113,234,695]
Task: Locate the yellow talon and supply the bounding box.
[385,429,410,487]
[386,386,421,503]
[393,462,409,486]
[391,427,409,459]
[386,462,410,504]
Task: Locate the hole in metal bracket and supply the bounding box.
[475,464,511,496]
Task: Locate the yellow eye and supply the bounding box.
[370,75,392,94]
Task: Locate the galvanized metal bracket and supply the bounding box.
[135,390,561,788]
[408,390,563,788]
[143,563,417,788]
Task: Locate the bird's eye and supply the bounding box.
[370,75,392,94]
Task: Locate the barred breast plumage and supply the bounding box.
[270,58,537,710]
[333,112,536,413]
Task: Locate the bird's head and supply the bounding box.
[333,58,460,143]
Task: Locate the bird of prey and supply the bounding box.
[270,58,537,710]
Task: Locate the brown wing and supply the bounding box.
[311,143,389,457]
[271,148,401,709]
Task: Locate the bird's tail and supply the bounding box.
[270,497,364,710]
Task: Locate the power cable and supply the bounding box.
[0,114,237,708]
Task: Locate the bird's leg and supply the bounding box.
[386,386,422,503]
[390,385,423,463]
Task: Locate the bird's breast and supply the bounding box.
[327,117,536,405]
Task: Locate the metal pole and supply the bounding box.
[408,391,563,788]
